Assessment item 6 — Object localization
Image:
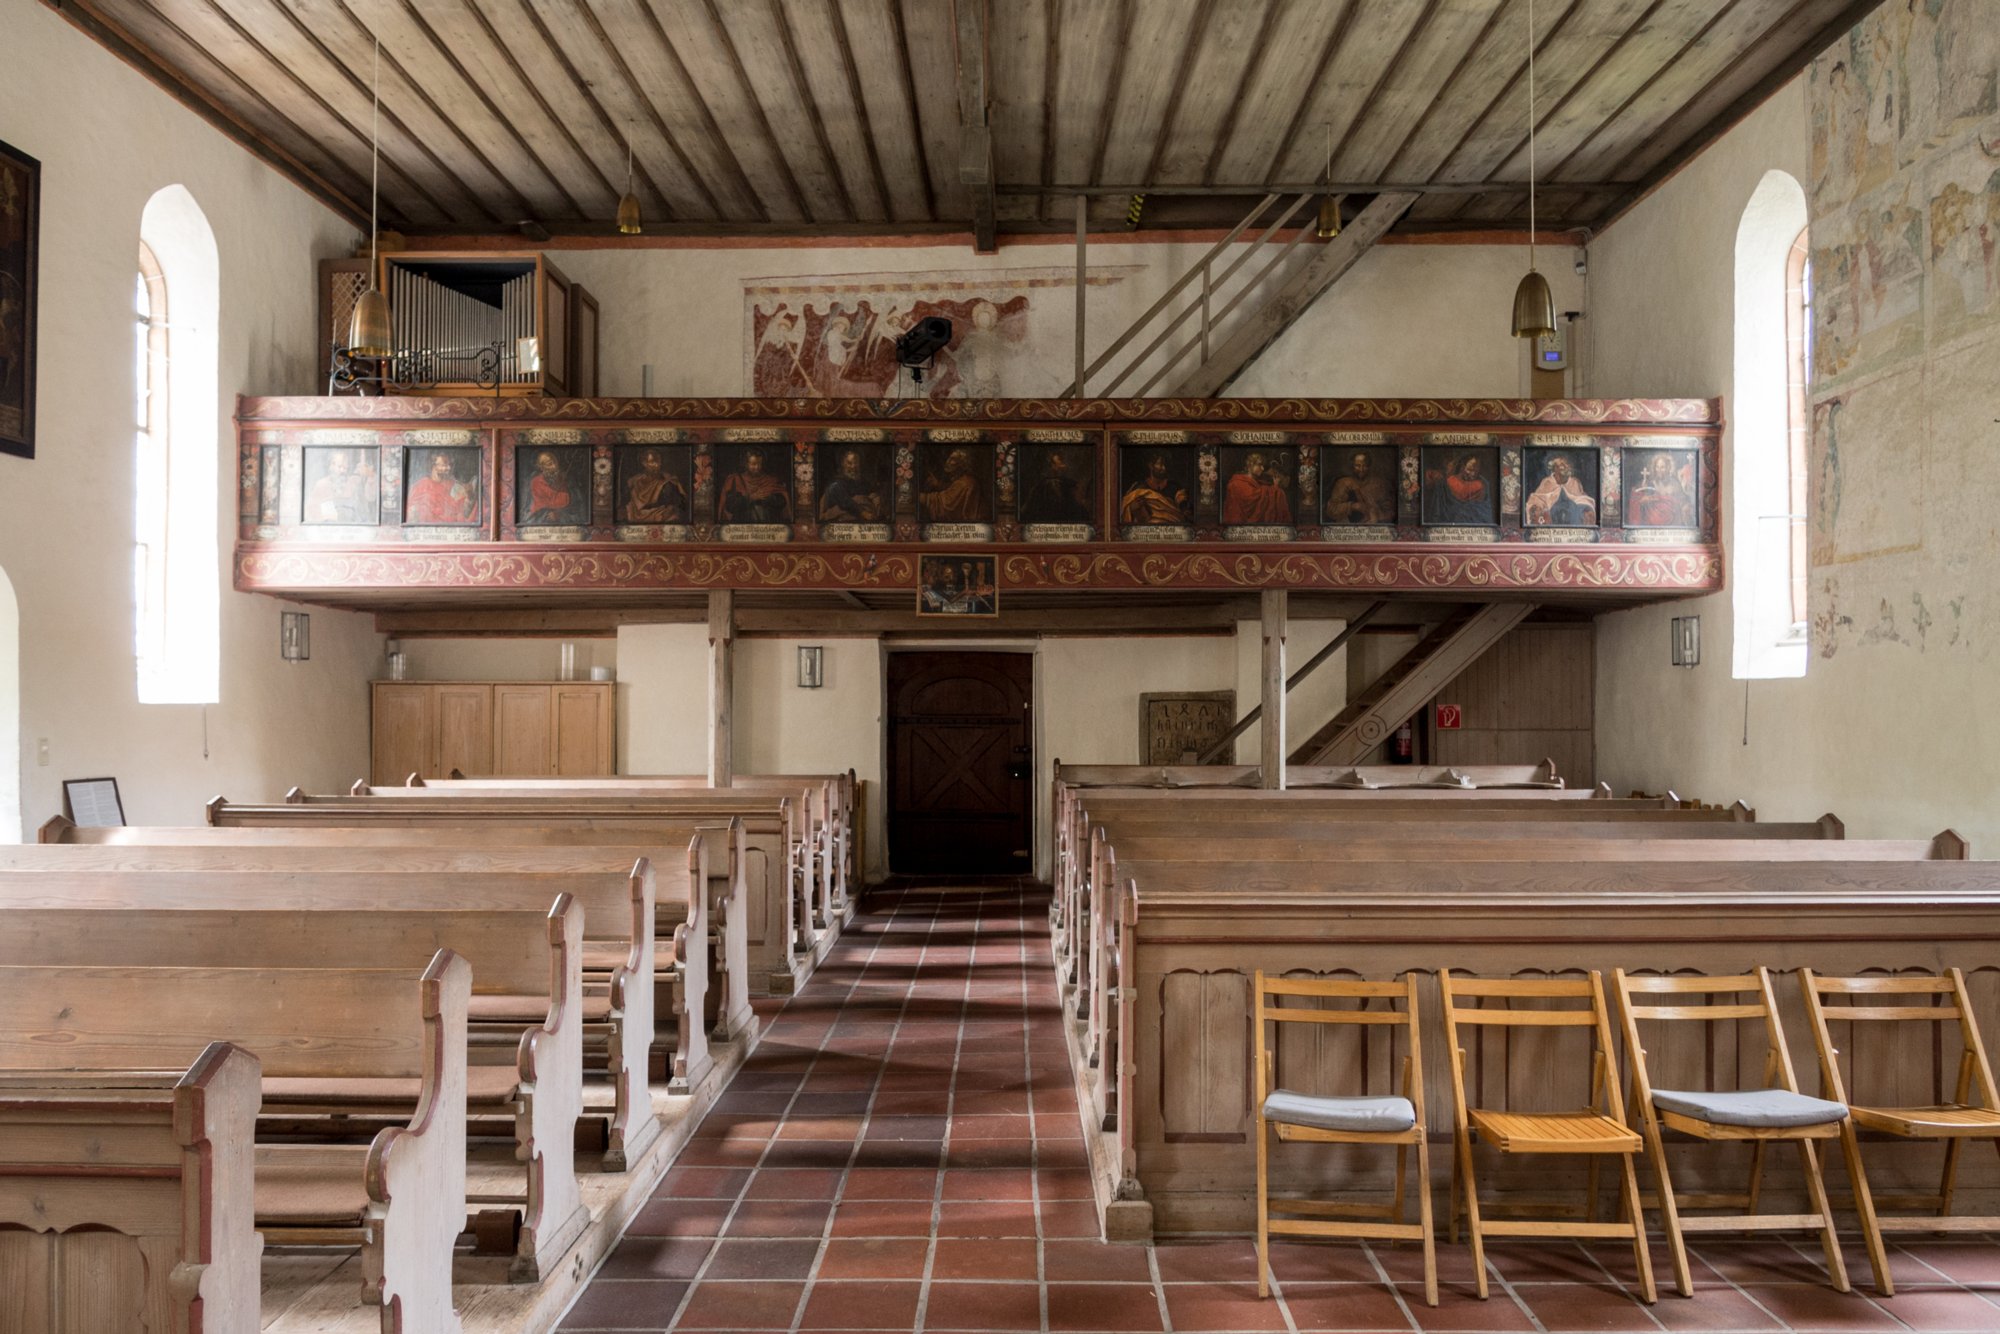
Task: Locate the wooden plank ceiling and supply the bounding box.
[54,0,1878,240]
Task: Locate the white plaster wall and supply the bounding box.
[0,565,17,842]
[398,637,617,683]
[552,239,1582,399]
[0,0,376,832]
[1590,67,2000,849]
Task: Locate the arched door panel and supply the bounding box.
[887,651,1031,874]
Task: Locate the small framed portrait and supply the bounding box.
[915,441,994,526]
[714,443,794,526]
[614,444,693,524]
[815,442,893,525]
[0,137,40,459]
[1420,445,1500,526]
[300,445,381,524]
[515,444,591,525]
[1117,446,1198,528]
[1016,442,1098,529]
[1321,444,1399,526]
[1218,445,1298,529]
[916,553,998,617]
[1522,446,1601,526]
[401,445,482,525]
[1624,447,1700,528]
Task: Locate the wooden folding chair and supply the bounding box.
[1802,968,2000,1296]
[1613,969,1850,1297]
[1253,971,1436,1306]
[1441,969,1655,1303]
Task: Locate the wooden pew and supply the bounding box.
[365,780,848,943]
[215,795,814,994]
[42,816,756,1057]
[1053,796,1759,979]
[0,872,591,1281]
[0,1042,261,1334]
[1052,759,1565,789]
[425,770,861,912]
[0,952,471,1331]
[1090,873,2000,1241]
[24,829,685,1149]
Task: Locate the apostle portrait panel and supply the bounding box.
[915,440,994,535]
[1419,445,1501,528]
[714,443,795,530]
[1015,442,1098,537]
[1521,446,1601,527]
[1624,447,1700,529]
[1117,446,1198,537]
[614,444,693,526]
[301,444,380,525]
[1320,444,1399,529]
[815,441,893,538]
[1217,444,1298,535]
[515,444,591,527]
[400,445,482,526]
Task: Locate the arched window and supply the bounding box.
[135,186,219,704]
[1730,170,1809,680]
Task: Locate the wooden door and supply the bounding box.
[551,684,613,775]
[887,652,1032,874]
[435,685,494,778]
[371,684,434,786]
[492,685,553,775]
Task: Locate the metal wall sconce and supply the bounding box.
[281,611,311,663]
[1670,615,1700,668]
[798,645,825,689]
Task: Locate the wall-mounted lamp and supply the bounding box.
[798,645,825,689]
[281,611,311,663]
[1670,615,1700,668]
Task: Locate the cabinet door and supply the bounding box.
[436,685,495,778]
[551,684,614,776]
[371,684,435,786]
[493,685,554,776]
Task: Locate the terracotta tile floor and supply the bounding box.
[560,881,2000,1332]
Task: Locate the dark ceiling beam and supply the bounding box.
[40,0,370,227]
[697,0,815,223]
[1200,0,1288,187]
[827,0,895,220]
[951,0,997,252]
[1085,0,1137,197]
[1263,0,1362,183]
[768,0,857,222]
[997,180,1622,196]
[1591,0,1885,231]
[458,0,625,215]
[1035,0,1058,225]
[1138,0,1215,190]
[577,3,723,221]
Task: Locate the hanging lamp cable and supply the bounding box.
[1526,0,1536,273]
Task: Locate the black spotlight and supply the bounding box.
[895,316,953,386]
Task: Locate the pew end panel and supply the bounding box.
[362,948,470,1334]
[0,1041,264,1334]
[512,895,590,1282]
[670,836,712,1096]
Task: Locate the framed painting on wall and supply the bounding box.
[1624,447,1700,528]
[1521,446,1601,526]
[515,443,591,525]
[1139,691,1236,765]
[916,554,998,617]
[0,138,39,459]
[401,445,482,525]
[301,445,381,524]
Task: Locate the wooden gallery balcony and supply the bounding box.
[234,395,1720,617]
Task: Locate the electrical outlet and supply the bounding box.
[36,738,49,767]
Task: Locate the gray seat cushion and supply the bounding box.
[1651,1087,1847,1129]
[1263,1090,1417,1134]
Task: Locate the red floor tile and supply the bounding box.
[1046,1282,1166,1332]
[700,1238,824,1281]
[1162,1280,1294,1332]
[1283,1282,1420,1331]
[814,1238,931,1280]
[672,1279,806,1330]
[795,1279,923,1329]
[556,1278,687,1330]
[924,1280,1043,1330]
[931,1237,1040,1280]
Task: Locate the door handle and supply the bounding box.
[1006,762,1030,780]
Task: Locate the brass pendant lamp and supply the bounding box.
[346,37,391,358]
[1510,0,1556,339]
[1316,122,1343,240]
[616,141,642,235]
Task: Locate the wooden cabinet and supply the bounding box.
[370,682,614,784]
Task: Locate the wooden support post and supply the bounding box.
[954,0,997,254]
[1197,600,1385,764]
[1074,193,1088,395]
[1260,589,1287,790]
[708,590,734,788]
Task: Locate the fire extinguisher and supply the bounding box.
[1391,720,1415,764]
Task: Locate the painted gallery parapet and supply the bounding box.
[235,396,1722,601]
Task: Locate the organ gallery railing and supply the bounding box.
[235,395,1720,599]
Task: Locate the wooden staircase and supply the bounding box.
[1288,603,1537,767]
